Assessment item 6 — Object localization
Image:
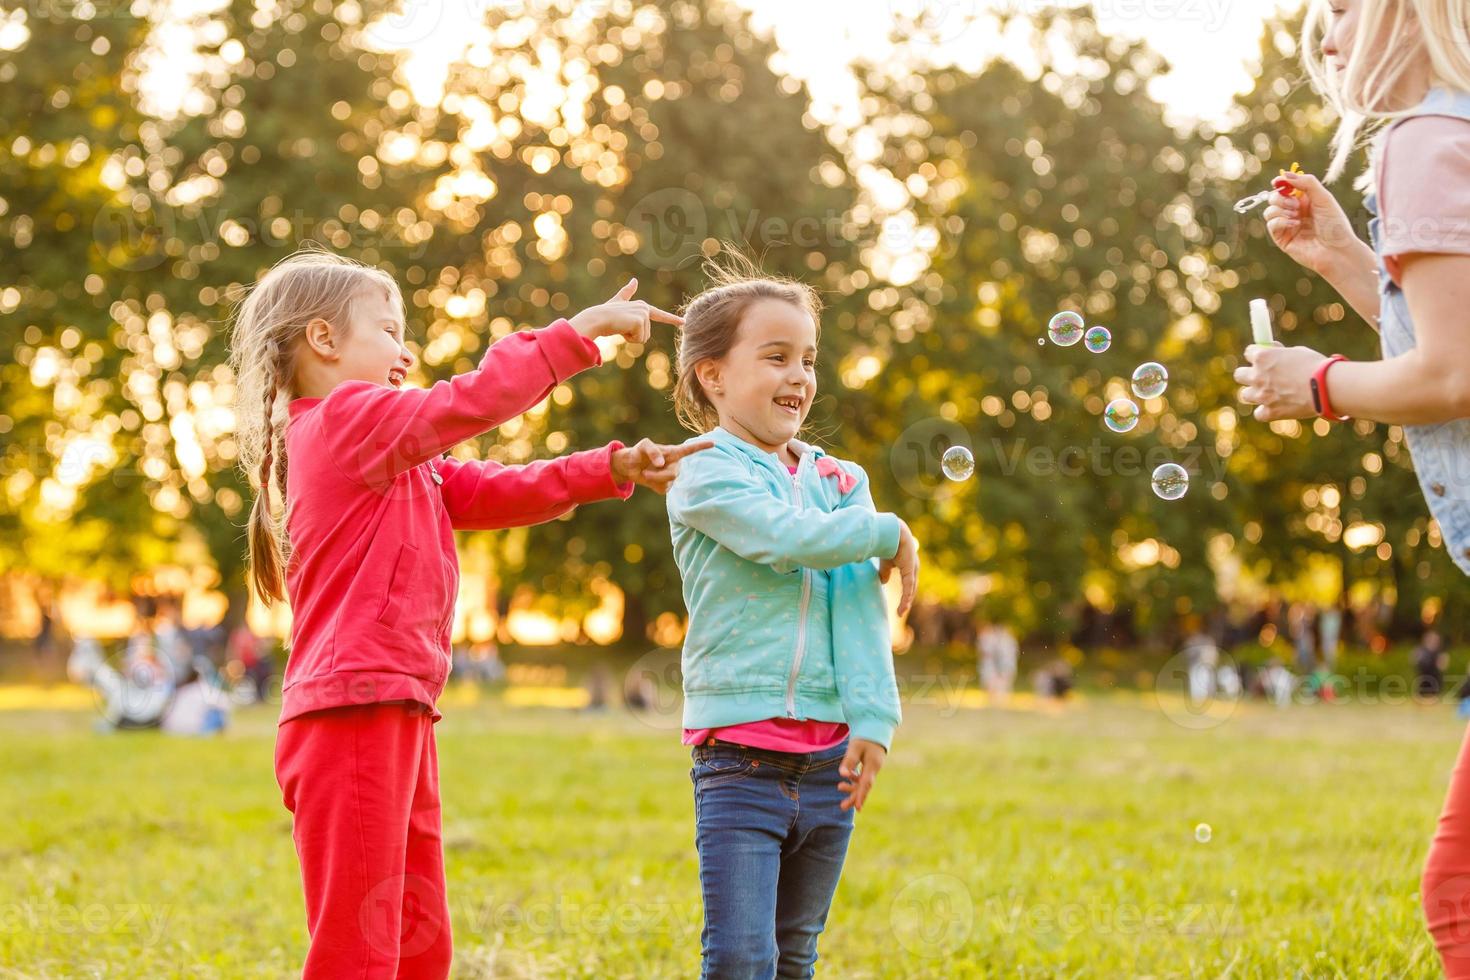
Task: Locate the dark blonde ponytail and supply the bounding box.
[228,245,402,605]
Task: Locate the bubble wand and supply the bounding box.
[1234,162,1305,214]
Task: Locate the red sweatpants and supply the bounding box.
[274,701,453,979]
[1424,723,1470,978]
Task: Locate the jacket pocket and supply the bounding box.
[684,592,794,695]
[375,542,418,629]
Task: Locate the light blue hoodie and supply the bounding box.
[666,426,904,749]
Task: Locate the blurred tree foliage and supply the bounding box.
[1,0,1464,640]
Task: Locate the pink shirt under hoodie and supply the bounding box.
[278,318,632,725]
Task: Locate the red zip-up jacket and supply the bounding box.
[278,318,632,724]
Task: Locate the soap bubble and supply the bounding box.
[1131,362,1169,400]
[1047,311,1085,347]
[1083,325,1112,353]
[1194,823,1212,844]
[1103,398,1139,433]
[892,418,971,500]
[941,445,975,482]
[1152,463,1189,500]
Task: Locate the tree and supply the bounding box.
[849,11,1228,637]
[404,0,873,643]
[0,1,168,598]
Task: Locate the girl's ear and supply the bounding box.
[694,358,722,396]
[302,317,339,360]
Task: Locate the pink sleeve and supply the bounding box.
[1379,116,1470,285]
[320,319,600,487]
[436,443,634,530]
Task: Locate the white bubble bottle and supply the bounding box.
[1249,298,1282,348]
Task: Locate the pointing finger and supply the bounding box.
[666,439,716,462]
[647,305,684,325]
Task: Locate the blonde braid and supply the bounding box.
[230,245,403,606]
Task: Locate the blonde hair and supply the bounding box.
[673,250,823,433]
[227,245,403,605]
[1304,0,1470,182]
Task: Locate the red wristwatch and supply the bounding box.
[1311,354,1351,422]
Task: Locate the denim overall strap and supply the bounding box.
[1366,88,1470,576]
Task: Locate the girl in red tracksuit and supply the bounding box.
[228,246,708,979]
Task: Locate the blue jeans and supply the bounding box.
[690,738,855,979]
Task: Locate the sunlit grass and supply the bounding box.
[0,691,1455,977]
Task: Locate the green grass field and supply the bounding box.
[1,685,1463,978]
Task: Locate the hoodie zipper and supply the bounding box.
[785,451,812,718]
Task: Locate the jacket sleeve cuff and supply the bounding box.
[872,513,902,561]
[567,441,635,503]
[530,318,603,380]
[848,716,895,752]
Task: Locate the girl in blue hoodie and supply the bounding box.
[666,256,919,978]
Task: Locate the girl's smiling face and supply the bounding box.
[295,286,417,398]
[343,288,416,390]
[696,298,818,457]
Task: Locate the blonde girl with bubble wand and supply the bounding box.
[229,246,709,979]
[1230,1,1470,973]
[665,255,919,977]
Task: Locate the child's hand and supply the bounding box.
[1264,171,1361,277]
[838,738,887,812]
[611,438,714,494]
[569,278,683,344]
[878,520,920,617]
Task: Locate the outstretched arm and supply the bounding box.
[667,449,903,574]
[436,444,632,530]
[1236,253,1470,426]
[324,320,600,488]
